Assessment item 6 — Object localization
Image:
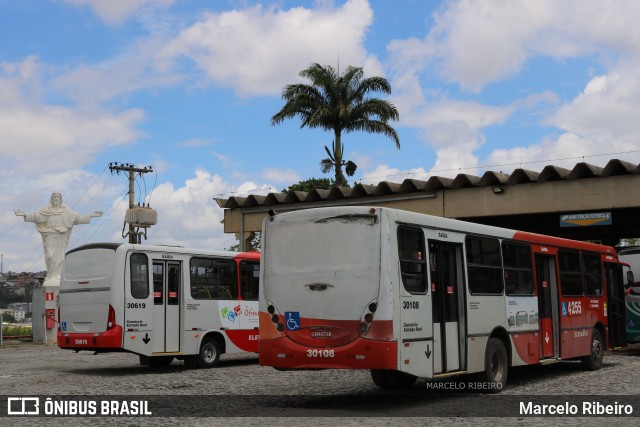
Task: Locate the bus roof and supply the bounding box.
[66,242,259,259]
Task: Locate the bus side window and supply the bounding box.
[153,263,163,304]
[583,253,603,297]
[398,227,427,294]
[190,257,238,300]
[558,250,583,296]
[240,261,260,301]
[502,242,534,295]
[167,265,180,305]
[130,253,149,299]
[466,236,503,295]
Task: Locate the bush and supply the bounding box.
[1,324,32,336]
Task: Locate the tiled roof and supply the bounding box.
[215,159,640,209]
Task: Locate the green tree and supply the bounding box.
[1,312,17,323]
[271,63,400,186]
[619,238,640,247]
[226,233,261,252]
[281,177,339,193]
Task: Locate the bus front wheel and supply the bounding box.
[479,337,508,392]
[581,328,603,371]
[187,337,221,369]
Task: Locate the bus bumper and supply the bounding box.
[259,337,397,370]
[57,326,123,350]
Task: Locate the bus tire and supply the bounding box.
[480,337,508,392]
[194,337,221,369]
[581,328,603,371]
[370,370,417,389]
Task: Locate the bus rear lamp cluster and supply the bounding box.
[107,304,116,330]
[267,304,285,332]
[360,301,378,334]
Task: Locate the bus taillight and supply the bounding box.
[107,304,116,330]
[360,299,378,335]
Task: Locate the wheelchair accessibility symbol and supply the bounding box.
[285,312,300,331]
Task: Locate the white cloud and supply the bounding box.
[485,64,640,171]
[387,0,640,174]
[262,168,300,185]
[391,88,514,172]
[425,0,640,91]
[64,0,176,26]
[51,36,183,104]
[160,0,379,97]
[359,164,430,184]
[0,57,145,175]
[549,66,640,141]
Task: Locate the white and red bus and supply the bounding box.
[58,243,260,368]
[259,207,627,390]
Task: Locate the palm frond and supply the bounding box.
[320,158,334,173]
[345,160,357,177]
[273,62,401,159]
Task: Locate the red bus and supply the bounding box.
[259,207,627,390]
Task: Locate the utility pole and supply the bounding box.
[108,163,154,243]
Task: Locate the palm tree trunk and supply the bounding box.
[333,131,347,187]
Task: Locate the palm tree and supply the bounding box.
[271,63,400,186]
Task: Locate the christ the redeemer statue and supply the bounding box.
[15,192,102,286]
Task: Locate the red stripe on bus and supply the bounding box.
[512,231,616,254]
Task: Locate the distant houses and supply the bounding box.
[0,271,43,323]
[3,302,32,322]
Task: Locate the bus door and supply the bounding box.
[429,239,466,374]
[535,254,559,359]
[152,261,181,353]
[604,262,626,348]
[397,226,432,377]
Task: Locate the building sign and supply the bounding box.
[560,212,612,227]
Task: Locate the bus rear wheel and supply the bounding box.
[186,337,221,369]
[479,337,508,393]
[581,328,603,371]
[371,370,417,389]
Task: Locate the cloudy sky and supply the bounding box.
[2,0,640,273]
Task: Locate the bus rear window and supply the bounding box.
[63,249,115,280]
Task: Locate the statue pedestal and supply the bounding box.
[32,283,58,345]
